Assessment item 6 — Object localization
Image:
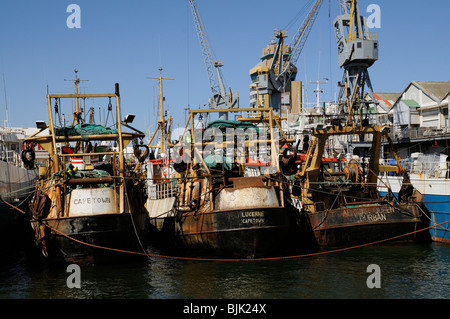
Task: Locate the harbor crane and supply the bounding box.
[188,0,239,120]
[267,0,323,113]
[334,0,379,124]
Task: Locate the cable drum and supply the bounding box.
[343,166,356,182]
[343,160,363,185]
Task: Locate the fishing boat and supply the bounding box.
[289,124,425,247]
[285,0,425,247]
[0,126,39,250]
[24,71,149,264]
[379,153,450,243]
[140,2,310,258]
[145,105,317,258]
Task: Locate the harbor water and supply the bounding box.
[1,242,449,300]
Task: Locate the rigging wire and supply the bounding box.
[283,0,316,31]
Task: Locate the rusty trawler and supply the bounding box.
[141,4,316,258]
[145,104,316,258]
[24,71,148,264]
[288,0,425,247]
[291,123,425,247]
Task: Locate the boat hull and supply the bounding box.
[428,207,450,243]
[306,203,424,247]
[0,196,34,252]
[150,205,315,258]
[31,212,149,264]
[0,161,37,251]
[379,174,450,243]
[147,178,318,258]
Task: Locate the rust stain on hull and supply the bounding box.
[177,208,293,258]
[307,203,423,246]
[148,177,317,258]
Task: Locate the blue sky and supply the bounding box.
[0,0,448,136]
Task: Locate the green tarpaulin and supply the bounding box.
[55,124,118,137]
[204,154,232,171]
[206,120,258,132]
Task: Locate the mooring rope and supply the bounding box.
[3,199,449,262]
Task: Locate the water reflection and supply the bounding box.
[1,243,449,299]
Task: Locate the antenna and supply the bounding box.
[64,69,88,125]
[64,69,89,92]
[311,78,328,110]
[2,73,9,128]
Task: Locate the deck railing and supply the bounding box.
[381,156,450,179]
[389,126,450,141]
[148,181,178,200]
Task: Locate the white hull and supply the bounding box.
[0,160,37,201]
[379,173,450,243]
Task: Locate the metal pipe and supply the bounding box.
[66,177,115,186]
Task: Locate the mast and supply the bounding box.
[64,69,88,125]
[2,74,9,128]
[146,68,174,155]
